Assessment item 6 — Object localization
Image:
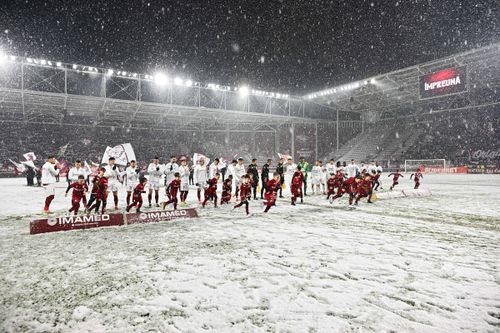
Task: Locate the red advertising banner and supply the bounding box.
[419,66,467,99]
[420,166,468,174]
[30,213,124,234]
[30,209,199,235]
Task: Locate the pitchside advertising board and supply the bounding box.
[419,66,468,99]
[30,209,199,235]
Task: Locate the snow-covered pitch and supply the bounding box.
[0,174,499,332]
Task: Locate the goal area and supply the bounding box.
[404,159,446,173]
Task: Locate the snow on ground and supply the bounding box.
[0,174,499,332]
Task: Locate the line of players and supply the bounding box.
[41,155,423,216]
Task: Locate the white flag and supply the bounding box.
[101,143,137,166]
[23,152,37,161]
[192,153,210,166]
[9,159,26,173]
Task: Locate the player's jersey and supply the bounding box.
[41,162,59,184]
[285,163,297,176]
[69,182,88,200]
[205,177,218,194]
[391,172,402,181]
[104,164,120,183]
[167,179,181,197]
[179,165,190,185]
[327,178,336,193]
[209,163,219,179]
[234,164,246,181]
[132,183,145,199]
[413,172,422,182]
[194,164,208,185]
[239,182,251,200]
[222,178,232,193]
[147,163,163,183]
[68,167,87,182]
[164,162,179,184]
[311,166,323,182]
[325,163,336,176]
[125,166,139,184]
[368,164,377,175]
[345,164,359,178]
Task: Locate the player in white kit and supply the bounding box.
[147,157,163,207]
[325,159,337,176]
[285,158,297,194]
[345,159,360,179]
[164,155,179,198]
[310,160,323,195]
[194,158,208,204]
[104,157,121,210]
[67,160,87,189]
[41,155,60,214]
[178,158,190,207]
[209,158,220,180]
[233,158,246,200]
[125,160,140,206]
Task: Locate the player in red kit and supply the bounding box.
[326,174,337,200]
[126,177,147,212]
[162,173,181,210]
[263,174,280,213]
[410,169,423,189]
[331,176,359,205]
[65,175,88,215]
[233,175,251,215]
[291,166,304,205]
[88,168,108,214]
[388,169,404,190]
[220,175,233,205]
[355,173,373,205]
[85,168,103,214]
[202,173,220,208]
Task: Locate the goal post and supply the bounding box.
[404,159,446,173]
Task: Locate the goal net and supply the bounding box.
[404,159,446,173]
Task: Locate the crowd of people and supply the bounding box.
[41,154,424,216]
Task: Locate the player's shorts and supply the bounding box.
[311,177,322,185]
[126,183,138,192]
[107,181,119,192]
[149,181,160,191]
[43,183,55,196]
[180,182,189,192]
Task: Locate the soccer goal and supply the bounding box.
[404,159,446,173]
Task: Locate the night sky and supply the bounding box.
[0,0,499,94]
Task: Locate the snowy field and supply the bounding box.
[0,174,499,332]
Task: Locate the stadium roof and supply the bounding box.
[304,43,500,116]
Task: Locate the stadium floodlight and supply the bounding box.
[72,64,77,69]
[40,59,47,65]
[174,77,183,86]
[364,80,368,85]
[132,73,137,78]
[185,79,193,87]
[370,78,376,84]
[154,72,169,86]
[238,86,249,96]
[122,71,127,75]
[107,69,114,76]
[47,61,52,66]
[27,58,33,63]
[56,62,62,67]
